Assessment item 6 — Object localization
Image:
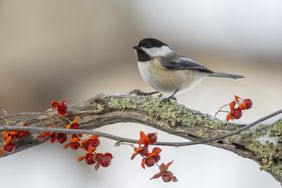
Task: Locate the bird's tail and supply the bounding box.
[208,72,244,79]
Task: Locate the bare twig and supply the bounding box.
[214,104,229,119]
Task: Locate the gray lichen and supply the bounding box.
[92,103,104,113]
[94,94,224,129]
[245,120,282,182]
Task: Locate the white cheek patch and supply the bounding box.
[141,46,172,57]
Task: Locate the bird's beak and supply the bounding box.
[133,46,140,50]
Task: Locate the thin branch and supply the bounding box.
[213,103,229,119]
[0,109,281,147]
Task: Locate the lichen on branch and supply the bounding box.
[245,120,282,181]
[0,93,281,183]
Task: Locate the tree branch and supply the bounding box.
[0,93,281,183]
[1,109,281,147]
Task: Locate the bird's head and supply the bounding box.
[133,38,172,62]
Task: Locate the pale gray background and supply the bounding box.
[0,0,281,188]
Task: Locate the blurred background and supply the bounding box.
[0,0,281,188]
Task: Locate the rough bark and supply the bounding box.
[0,94,281,183]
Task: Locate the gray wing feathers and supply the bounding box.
[161,56,213,73]
[160,54,244,79]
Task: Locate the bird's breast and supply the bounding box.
[137,59,205,93]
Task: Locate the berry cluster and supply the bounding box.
[39,117,80,146]
[78,152,113,170]
[39,100,113,170]
[0,122,29,156]
[214,95,252,122]
[1,99,176,182]
[78,135,113,170]
[131,131,177,182]
[226,96,252,121]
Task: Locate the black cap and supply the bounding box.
[136,38,168,49]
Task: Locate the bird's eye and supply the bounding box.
[145,44,151,48]
[140,42,151,48]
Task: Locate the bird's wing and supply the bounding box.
[160,55,213,73]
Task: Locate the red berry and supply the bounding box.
[4,143,16,153]
[85,153,95,165]
[70,123,79,129]
[82,139,100,151]
[145,157,156,167]
[152,154,160,163]
[139,147,149,156]
[89,139,100,148]
[147,133,157,144]
[50,133,57,143]
[162,172,173,182]
[57,133,67,144]
[100,158,111,167]
[70,142,80,150]
[244,99,253,109]
[57,105,67,116]
[81,143,89,150]
[52,100,67,116]
[94,153,103,161]
[18,131,28,138]
[231,108,242,119]
[100,153,113,167]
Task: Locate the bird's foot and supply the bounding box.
[129,89,159,96]
[158,93,163,98]
[160,96,177,102]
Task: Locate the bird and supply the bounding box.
[133,38,244,101]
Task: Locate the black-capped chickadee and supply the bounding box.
[133,38,244,100]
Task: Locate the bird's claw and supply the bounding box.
[158,93,163,98]
[170,96,177,101]
[160,96,177,102]
[129,89,159,96]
